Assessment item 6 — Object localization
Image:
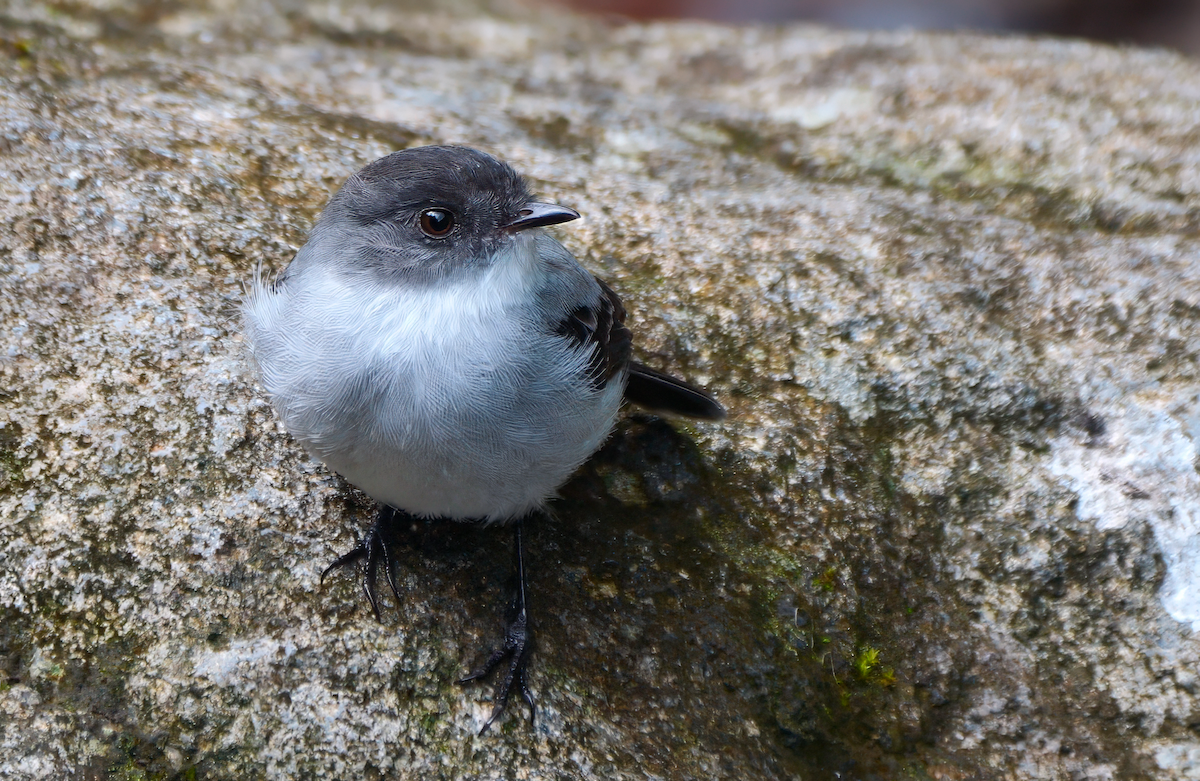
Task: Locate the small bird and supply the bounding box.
[243,146,724,732]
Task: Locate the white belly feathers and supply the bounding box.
[244,248,624,522]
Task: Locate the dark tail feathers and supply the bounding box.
[624,362,726,421]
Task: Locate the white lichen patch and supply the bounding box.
[1050,392,1200,628]
[1155,741,1200,779]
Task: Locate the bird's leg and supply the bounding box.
[458,515,536,734]
[321,505,406,621]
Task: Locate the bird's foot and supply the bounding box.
[321,507,403,621]
[458,517,536,734]
[458,607,535,734]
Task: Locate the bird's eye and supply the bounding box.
[419,208,455,238]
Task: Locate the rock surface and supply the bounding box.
[3,0,1200,778]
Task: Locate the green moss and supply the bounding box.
[419,710,440,732]
[1,35,36,62]
[852,646,895,687]
[102,734,170,781]
[853,646,880,680]
[812,566,838,593]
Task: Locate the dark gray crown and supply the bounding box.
[312,146,535,281]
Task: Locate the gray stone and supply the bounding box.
[2,0,1200,777]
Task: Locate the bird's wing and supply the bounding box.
[553,276,632,390]
[555,276,725,420]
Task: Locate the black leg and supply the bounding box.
[321,506,405,621]
[458,516,536,734]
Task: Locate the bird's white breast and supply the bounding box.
[243,240,624,522]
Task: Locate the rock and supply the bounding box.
[2,0,1200,777]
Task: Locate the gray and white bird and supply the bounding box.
[243,146,724,732]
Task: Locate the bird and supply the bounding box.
[242,145,724,733]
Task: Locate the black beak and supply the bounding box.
[504,202,581,232]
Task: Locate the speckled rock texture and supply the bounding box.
[3,0,1200,778]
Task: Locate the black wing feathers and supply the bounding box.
[555,276,632,390]
[555,276,726,421]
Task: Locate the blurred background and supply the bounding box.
[558,0,1200,56]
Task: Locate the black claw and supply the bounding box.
[458,518,536,734]
[322,507,404,621]
[458,611,534,734]
[320,541,367,581]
